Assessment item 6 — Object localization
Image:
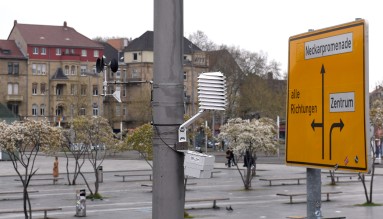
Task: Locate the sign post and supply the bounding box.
[287,19,369,218]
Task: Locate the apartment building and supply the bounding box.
[0,40,28,117]
[114,31,209,131]
[6,20,104,126]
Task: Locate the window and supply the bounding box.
[71,66,76,75]
[40,104,45,116]
[41,64,46,75]
[115,105,120,116]
[56,106,63,116]
[132,69,140,78]
[133,53,138,61]
[33,47,38,54]
[8,83,19,95]
[65,48,69,55]
[8,83,13,95]
[71,84,77,95]
[79,108,86,116]
[32,83,38,95]
[184,71,187,80]
[7,103,19,115]
[71,49,75,54]
[56,48,61,55]
[122,107,126,116]
[41,48,46,55]
[93,85,98,96]
[32,104,38,116]
[81,85,87,95]
[94,50,99,58]
[81,49,87,57]
[122,86,126,97]
[116,70,121,79]
[56,85,63,96]
[92,66,97,74]
[41,83,46,95]
[93,106,99,116]
[64,65,69,75]
[32,63,47,75]
[81,65,87,73]
[32,64,36,74]
[8,62,19,75]
[14,84,19,95]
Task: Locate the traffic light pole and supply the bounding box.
[152,1,185,219]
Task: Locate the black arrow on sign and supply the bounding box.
[310,64,326,159]
[320,64,325,159]
[311,119,323,131]
[329,119,344,160]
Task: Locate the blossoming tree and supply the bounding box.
[0,119,62,218]
[71,116,118,199]
[218,117,278,190]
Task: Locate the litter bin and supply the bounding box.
[75,189,86,217]
[97,166,103,183]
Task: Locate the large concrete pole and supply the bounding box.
[152,1,185,219]
[307,168,322,219]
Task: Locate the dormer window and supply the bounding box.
[2,49,10,55]
[33,47,39,54]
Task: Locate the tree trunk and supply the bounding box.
[329,170,336,185]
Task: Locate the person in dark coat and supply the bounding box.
[226,148,235,167]
[243,150,254,168]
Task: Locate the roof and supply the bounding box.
[98,41,119,64]
[51,68,69,80]
[9,21,103,49]
[0,40,26,59]
[0,103,19,124]
[124,31,201,54]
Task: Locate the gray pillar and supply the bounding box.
[152,1,185,219]
[307,168,322,219]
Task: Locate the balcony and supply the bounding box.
[6,95,23,102]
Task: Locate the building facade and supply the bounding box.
[0,40,28,117]
[6,21,104,126]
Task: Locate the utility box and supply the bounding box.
[75,189,86,217]
[97,166,103,183]
[184,150,215,178]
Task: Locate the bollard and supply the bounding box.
[75,189,86,217]
[97,166,103,183]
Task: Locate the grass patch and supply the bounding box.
[86,192,103,200]
[184,211,194,218]
[355,202,383,207]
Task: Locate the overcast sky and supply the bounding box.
[1,0,381,91]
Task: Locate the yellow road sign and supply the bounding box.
[286,19,370,172]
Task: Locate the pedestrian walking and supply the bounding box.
[53,156,59,184]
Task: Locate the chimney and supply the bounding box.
[267,72,273,80]
[64,21,67,27]
[14,20,17,26]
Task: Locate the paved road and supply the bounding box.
[0,152,383,218]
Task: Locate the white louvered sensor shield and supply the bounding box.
[198,72,227,111]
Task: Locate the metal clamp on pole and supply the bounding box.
[178,110,206,142]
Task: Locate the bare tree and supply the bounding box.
[0,119,62,218]
[358,99,383,204]
[188,30,217,51]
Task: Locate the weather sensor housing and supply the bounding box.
[178,72,227,143]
